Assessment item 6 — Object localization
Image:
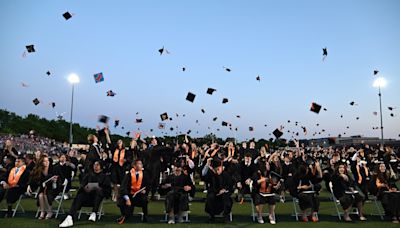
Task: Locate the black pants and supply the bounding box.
[381,192,400,217]
[339,193,364,210]
[165,191,189,213]
[298,193,319,212]
[205,192,232,217]
[68,190,105,220]
[118,193,148,219]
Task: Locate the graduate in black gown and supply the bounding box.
[202,158,233,223]
[160,161,195,224]
[59,161,111,227]
[0,156,30,217]
[116,159,150,224]
[109,138,132,201]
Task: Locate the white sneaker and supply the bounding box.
[88,212,96,222]
[59,215,73,227]
[168,218,175,224]
[257,217,264,224]
[270,219,276,225]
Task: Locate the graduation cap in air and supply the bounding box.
[201,109,205,114]
[136,118,143,123]
[222,98,229,104]
[98,115,109,123]
[186,92,196,102]
[114,120,119,128]
[310,102,322,114]
[32,98,40,105]
[169,127,174,131]
[158,46,164,55]
[340,114,343,118]
[213,117,218,121]
[388,107,396,111]
[302,126,307,135]
[46,71,51,76]
[63,12,73,20]
[390,113,395,117]
[158,123,165,129]
[51,102,56,108]
[206,88,216,95]
[222,121,228,126]
[187,130,192,134]
[356,117,360,120]
[26,45,35,53]
[236,115,241,118]
[223,66,231,72]
[160,112,169,121]
[349,101,356,106]
[373,111,378,116]
[273,128,283,138]
[93,72,104,83]
[182,67,186,71]
[373,70,379,76]
[249,127,254,131]
[106,90,116,97]
[322,47,328,61]
[323,108,327,111]
[256,75,261,81]
[126,131,130,136]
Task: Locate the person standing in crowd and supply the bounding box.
[1,140,19,166]
[0,156,30,218]
[27,154,58,219]
[374,162,400,223]
[85,134,102,173]
[59,161,111,227]
[53,154,75,196]
[332,162,367,222]
[116,159,150,224]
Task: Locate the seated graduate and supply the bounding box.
[53,154,75,195]
[116,159,150,224]
[289,163,320,222]
[332,161,366,222]
[251,160,281,224]
[27,154,59,220]
[202,158,233,223]
[0,156,29,218]
[374,162,400,223]
[160,160,195,224]
[59,161,111,227]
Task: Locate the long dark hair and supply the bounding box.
[31,154,49,181]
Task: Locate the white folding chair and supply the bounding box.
[35,179,69,218]
[250,194,276,222]
[78,199,105,220]
[162,210,190,223]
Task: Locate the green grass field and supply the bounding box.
[1,186,400,228]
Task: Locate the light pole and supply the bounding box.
[68,73,80,148]
[373,77,387,146]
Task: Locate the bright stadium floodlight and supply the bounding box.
[68,73,80,84]
[68,73,80,148]
[372,77,387,146]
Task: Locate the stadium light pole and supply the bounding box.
[373,77,387,147]
[68,73,80,148]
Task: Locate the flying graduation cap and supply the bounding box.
[32,98,40,105]
[94,72,104,83]
[223,66,231,72]
[206,88,216,95]
[158,123,165,129]
[222,98,229,104]
[388,107,396,111]
[310,102,322,114]
[373,70,379,76]
[63,12,73,20]
[256,75,261,81]
[160,112,169,121]
[201,109,205,114]
[26,45,35,53]
[114,120,119,128]
[98,115,109,123]
[51,102,56,108]
[46,71,51,76]
[106,90,116,97]
[322,47,328,61]
[273,128,283,138]
[158,46,170,55]
[249,126,254,131]
[135,118,143,123]
[349,101,357,106]
[186,92,196,102]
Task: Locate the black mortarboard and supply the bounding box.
[106,90,116,97]
[26,45,35,53]
[51,102,56,108]
[249,127,254,131]
[114,120,119,127]
[222,121,228,126]
[222,98,229,104]
[388,107,395,111]
[213,117,218,121]
[169,127,174,131]
[236,115,241,118]
[206,88,216,95]
[201,108,205,113]
[160,112,168,121]
[310,102,322,114]
[63,12,72,20]
[126,131,130,136]
[158,46,164,55]
[223,66,231,72]
[158,123,165,129]
[373,70,379,76]
[32,98,40,105]
[256,75,261,81]
[136,118,143,123]
[350,101,356,106]
[187,130,191,134]
[98,115,109,123]
[356,117,360,120]
[390,113,395,117]
[186,92,196,102]
[273,128,283,138]
[322,47,328,60]
[182,67,186,71]
[323,108,327,111]
[46,71,51,76]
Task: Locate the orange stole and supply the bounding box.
[259,176,271,194]
[8,165,26,188]
[130,169,143,194]
[113,148,125,166]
